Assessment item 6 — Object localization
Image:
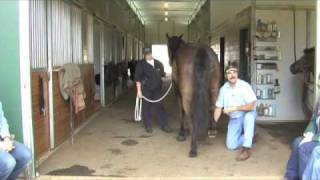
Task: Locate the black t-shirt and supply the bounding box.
[134,59,165,91]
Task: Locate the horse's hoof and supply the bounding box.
[189,151,197,158]
[176,135,186,142]
[208,129,218,138]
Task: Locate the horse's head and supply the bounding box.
[166,33,184,65]
[290,47,315,74]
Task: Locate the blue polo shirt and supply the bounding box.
[216,79,257,118]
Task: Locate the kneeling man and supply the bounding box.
[214,62,257,161]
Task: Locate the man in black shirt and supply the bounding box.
[135,48,171,133]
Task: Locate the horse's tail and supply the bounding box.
[191,47,210,140]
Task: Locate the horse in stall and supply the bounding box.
[290,47,315,116]
[166,34,221,157]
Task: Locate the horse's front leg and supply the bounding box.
[189,129,197,157]
[208,117,218,138]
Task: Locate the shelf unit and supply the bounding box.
[253,20,280,119]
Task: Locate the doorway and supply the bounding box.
[239,28,250,83]
[219,37,226,85]
[152,44,171,75]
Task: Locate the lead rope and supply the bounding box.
[134,82,173,121]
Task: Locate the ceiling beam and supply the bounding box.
[142,15,191,18]
[133,0,196,2]
[136,8,195,12]
[144,18,190,21]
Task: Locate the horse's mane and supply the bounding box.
[304,47,315,54]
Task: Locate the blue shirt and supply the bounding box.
[216,79,257,118]
[0,102,10,138]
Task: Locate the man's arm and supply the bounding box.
[136,82,143,98]
[134,62,143,98]
[223,102,255,114]
[214,107,223,122]
[237,102,255,111]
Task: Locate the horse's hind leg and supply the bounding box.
[208,69,221,138]
[177,96,186,141]
[189,128,197,157]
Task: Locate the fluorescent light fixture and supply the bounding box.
[165,17,168,22]
[165,11,168,16]
[164,2,168,8]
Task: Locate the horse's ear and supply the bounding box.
[179,34,183,39]
[166,33,170,39]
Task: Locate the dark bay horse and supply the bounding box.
[166,34,221,157]
[290,47,315,116]
[290,47,314,75]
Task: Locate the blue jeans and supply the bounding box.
[285,137,319,180]
[0,141,32,180]
[303,145,320,180]
[226,110,256,150]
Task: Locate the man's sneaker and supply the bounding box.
[145,127,153,133]
[161,126,172,133]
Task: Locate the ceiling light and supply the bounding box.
[165,17,168,22]
[165,11,168,16]
[164,2,168,8]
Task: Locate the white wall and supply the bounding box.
[211,0,251,30]
[211,8,252,66]
[145,21,188,47]
[210,0,316,30]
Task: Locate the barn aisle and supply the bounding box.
[37,81,305,178]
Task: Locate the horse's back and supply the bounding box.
[175,43,220,83]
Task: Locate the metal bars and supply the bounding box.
[30,0,48,69]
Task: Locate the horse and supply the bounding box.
[290,47,315,117]
[166,34,221,157]
[290,47,315,75]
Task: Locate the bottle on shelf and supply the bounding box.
[257,73,261,84]
[257,103,264,116]
[274,79,280,94]
[266,74,272,84]
[256,89,262,99]
[263,104,269,116]
[261,74,265,84]
[268,88,274,99]
[268,104,273,116]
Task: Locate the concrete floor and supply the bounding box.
[37,84,307,178]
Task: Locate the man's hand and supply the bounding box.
[300,132,314,146]
[136,82,143,98]
[137,90,143,98]
[223,106,238,114]
[0,139,15,152]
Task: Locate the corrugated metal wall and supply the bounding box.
[86,14,94,64]
[30,0,48,69]
[30,0,95,69]
[104,27,112,63]
[51,0,72,67]
[71,5,82,64]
